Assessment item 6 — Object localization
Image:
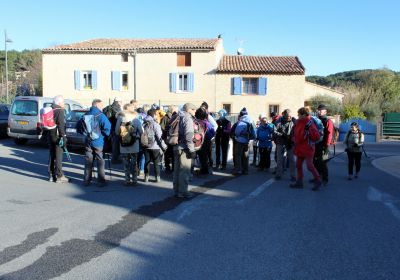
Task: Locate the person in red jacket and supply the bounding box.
[291,107,322,191]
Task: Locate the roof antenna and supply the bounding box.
[235,38,245,55]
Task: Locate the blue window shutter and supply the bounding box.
[169,73,177,93]
[258,77,267,95]
[232,77,242,95]
[74,70,80,90]
[188,73,194,92]
[112,71,121,90]
[92,71,97,90]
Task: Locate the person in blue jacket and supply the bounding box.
[256,115,274,171]
[77,99,111,187]
[232,108,256,175]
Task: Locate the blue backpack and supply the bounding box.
[305,116,324,143]
[235,122,254,140]
[81,113,102,140]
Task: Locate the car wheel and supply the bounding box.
[14,138,28,145]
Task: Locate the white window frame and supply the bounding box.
[242,77,258,95]
[81,71,93,90]
[177,73,189,92]
[121,71,129,91]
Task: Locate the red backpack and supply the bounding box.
[40,107,59,130]
[193,118,206,151]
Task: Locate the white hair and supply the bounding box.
[53,95,64,105]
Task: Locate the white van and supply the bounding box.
[8,96,83,145]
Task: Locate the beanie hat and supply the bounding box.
[239,107,248,117]
[218,109,227,118]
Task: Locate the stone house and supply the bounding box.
[42,37,342,119]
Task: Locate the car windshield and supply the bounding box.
[11,100,38,116]
[67,110,87,122]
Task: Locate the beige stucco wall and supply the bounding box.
[42,39,224,108]
[215,74,305,120]
[304,81,344,102]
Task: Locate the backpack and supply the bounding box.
[305,116,324,143]
[40,107,59,130]
[235,121,253,140]
[193,118,206,151]
[140,120,156,148]
[119,121,137,147]
[167,114,180,145]
[331,126,340,145]
[81,113,102,141]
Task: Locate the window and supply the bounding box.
[11,100,38,116]
[121,53,128,62]
[178,74,189,91]
[269,105,280,116]
[74,70,97,90]
[242,78,258,94]
[72,104,83,110]
[232,77,267,95]
[222,104,231,114]
[177,52,191,67]
[82,71,92,89]
[122,72,128,90]
[169,72,194,93]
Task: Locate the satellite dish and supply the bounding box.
[237,47,244,55]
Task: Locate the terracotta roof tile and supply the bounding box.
[43,38,219,53]
[217,55,305,75]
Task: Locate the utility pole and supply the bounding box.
[5,30,13,104]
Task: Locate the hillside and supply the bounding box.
[0,49,42,102]
[306,69,400,115]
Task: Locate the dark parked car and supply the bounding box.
[65,109,88,148]
[0,104,11,138]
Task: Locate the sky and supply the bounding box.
[1,0,399,76]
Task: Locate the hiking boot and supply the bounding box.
[290,181,303,189]
[48,176,56,182]
[348,175,353,181]
[56,176,70,183]
[176,192,194,199]
[83,180,91,187]
[155,176,161,183]
[144,174,149,182]
[355,173,359,179]
[97,180,107,187]
[123,181,131,186]
[312,181,322,191]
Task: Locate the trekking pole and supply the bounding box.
[58,138,72,162]
[361,145,369,159]
[325,151,346,162]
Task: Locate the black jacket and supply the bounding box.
[48,104,66,144]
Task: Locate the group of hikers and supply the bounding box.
[46,95,365,198]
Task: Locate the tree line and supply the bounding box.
[0,49,42,103]
[307,69,400,120]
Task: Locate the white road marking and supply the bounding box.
[368,186,400,221]
[236,178,275,205]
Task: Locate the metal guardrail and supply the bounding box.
[382,122,400,136]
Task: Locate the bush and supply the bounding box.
[361,103,382,121]
[343,104,366,121]
[308,94,342,115]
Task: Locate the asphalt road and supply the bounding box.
[0,138,400,280]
